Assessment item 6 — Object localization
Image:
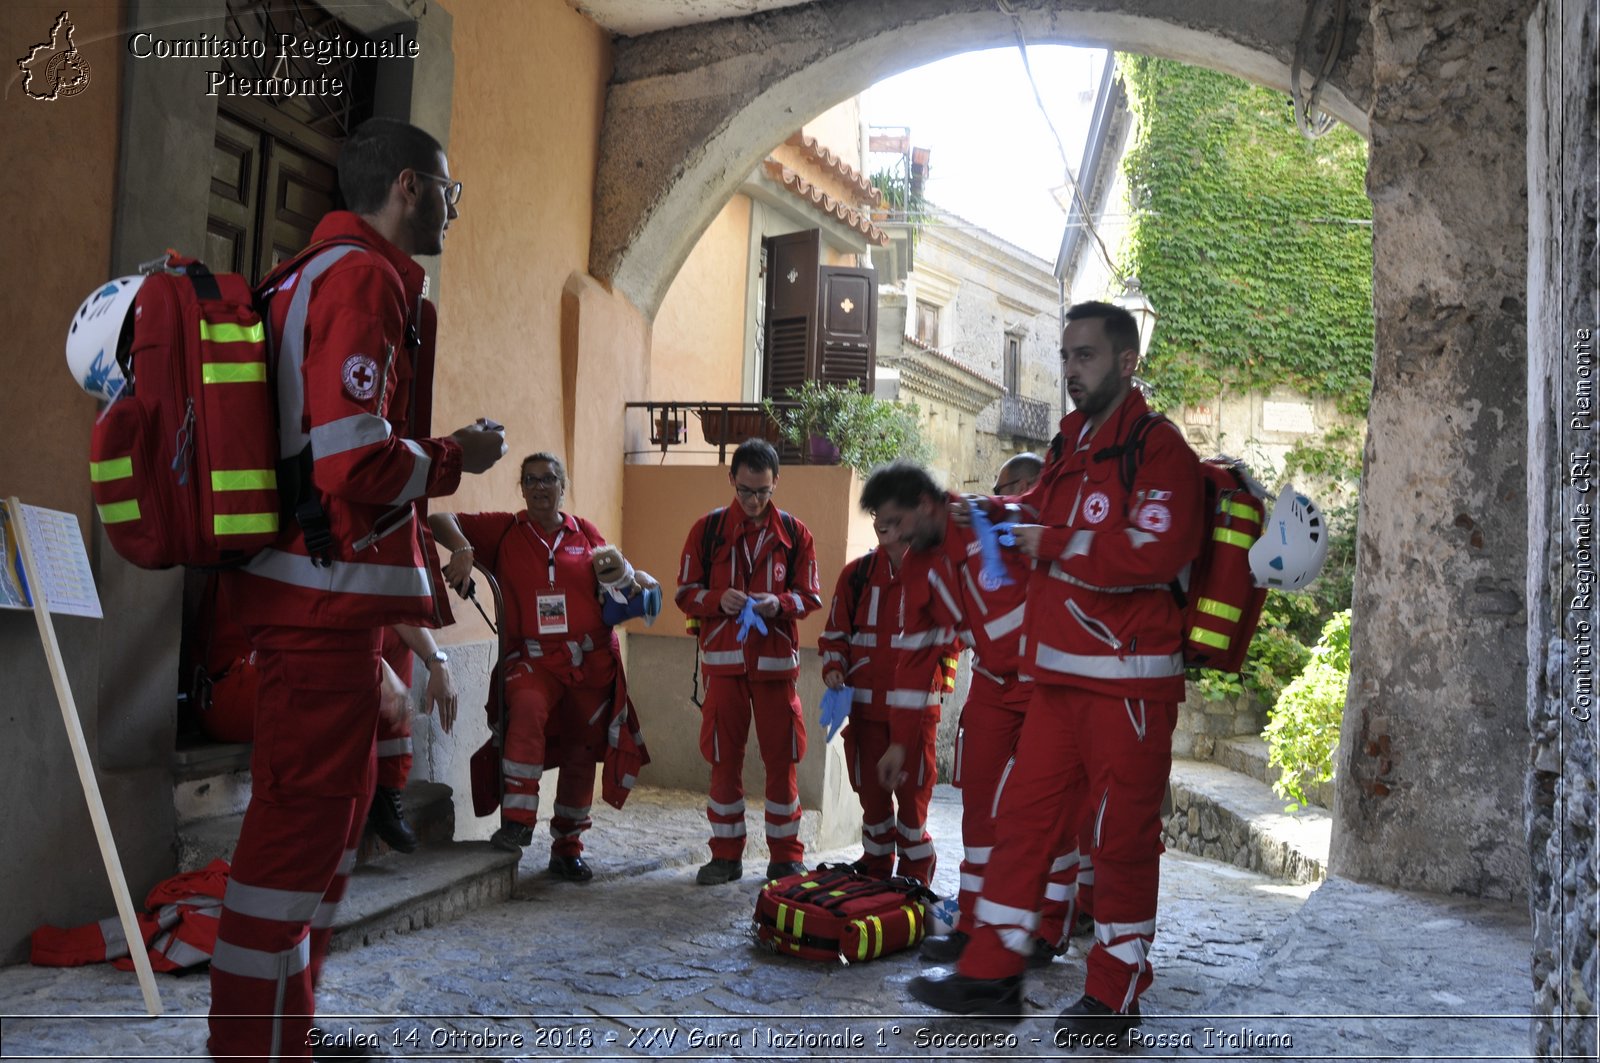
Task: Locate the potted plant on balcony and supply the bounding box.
[765,381,930,475]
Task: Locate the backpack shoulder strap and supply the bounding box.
[1091,411,1168,491]
[698,507,726,578]
[847,550,877,617]
[778,510,801,573]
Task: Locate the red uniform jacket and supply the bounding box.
[897,495,1034,708]
[676,503,822,681]
[225,211,462,630]
[1015,391,1204,700]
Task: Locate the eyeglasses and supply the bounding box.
[414,172,463,206]
[994,477,1026,494]
[734,485,774,500]
[521,473,561,488]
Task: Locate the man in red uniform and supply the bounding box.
[817,515,954,884]
[430,451,630,881]
[677,439,822,885]
[210,118,507,1061]
[370,625,459,853]
[861,459,1075,969]
[909,302,1203,1047]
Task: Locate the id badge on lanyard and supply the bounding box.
[533,524,569,636]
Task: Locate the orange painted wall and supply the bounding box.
[0,1,123,524]
[651,194,751,405]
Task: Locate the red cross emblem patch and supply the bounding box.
[341,353,380,402]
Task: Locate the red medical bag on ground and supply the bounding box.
[752,864,938,963]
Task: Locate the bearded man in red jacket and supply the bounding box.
[210,118,507,1062]
[910,302,1203,1049]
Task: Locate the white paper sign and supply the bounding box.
[1,502,103,619]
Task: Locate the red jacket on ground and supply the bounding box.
[676,502,822,681]
[224,211,461,631]
[1014,391,1204,700]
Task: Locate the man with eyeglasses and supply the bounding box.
[211,117,506,1062]
[676,439,823,884]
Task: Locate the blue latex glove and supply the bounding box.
[969,500,1018,591]
[736,598,769,642]
[820,685,853,741]
[640,585,662,625]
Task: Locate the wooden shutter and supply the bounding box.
[816,265,877,391]
[762,229,822,401]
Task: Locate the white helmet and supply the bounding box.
[1250,485,1330,591]
[66,275,143,401]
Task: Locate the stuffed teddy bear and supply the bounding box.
[591,545,662,626]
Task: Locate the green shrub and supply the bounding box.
[1263,609,1351,807]
[764,381,930,476]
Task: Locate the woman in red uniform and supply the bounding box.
[430,452,631,881]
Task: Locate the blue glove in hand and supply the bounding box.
[820,685,853,742]
[969,500,1016,591]
[640,585,662,626]
[736,598,768,642]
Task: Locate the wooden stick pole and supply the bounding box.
[8,498,162,1016]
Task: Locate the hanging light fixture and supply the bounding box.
[1114,276,1159,358]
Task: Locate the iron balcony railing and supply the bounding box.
[998,394,1052,443]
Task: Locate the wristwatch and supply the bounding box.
[426,649,449,670]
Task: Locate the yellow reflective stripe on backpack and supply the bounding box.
[1190,626,1231,650]
[211,469,277,492]
[214,512,278,536]
[904,903,921,941]
[1212,527,1254,550]
[201,362,267,384]
[1196,597,1243,623]
[198,320,265,345]
[1220,499,1259,523]
[89,457,133,482]
[97,499,141,524]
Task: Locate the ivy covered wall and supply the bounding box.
[1118,56,1374,417]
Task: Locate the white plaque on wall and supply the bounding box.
[1262,400,1316,434]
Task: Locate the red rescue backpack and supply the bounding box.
[1052,412,1270,673]
[86,243,377,570]
[752,864,938,963]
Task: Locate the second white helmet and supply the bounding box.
[1250,485,1330,592]
[65,275,143,402]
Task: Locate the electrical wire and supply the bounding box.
[1291,0,1347,139]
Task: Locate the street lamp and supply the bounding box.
[1114,276,1159,358]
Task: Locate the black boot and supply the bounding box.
[907,969,1023,1017]
[367,786,417,853]
[919,929,970,963]
[1055,994,1141,1053]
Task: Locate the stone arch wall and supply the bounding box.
[591,0,1373,317]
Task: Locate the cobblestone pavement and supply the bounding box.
[0,785,1534,1061]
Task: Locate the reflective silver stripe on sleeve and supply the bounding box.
[1047,563,1169,594]
[886,689,939,708]
[850,686,874,704]
[243,547,431,599]
[211,935,312,980]
[928,568,963,620]
[892,627,956,650]
[765,798,800,817]
[387,438,432,505]
[1033,643,1185,679]
[1045,881,1073,902]
[702,649,745,667]
[274,245,360,458]
[961,565,990,616]
[866,586,881,626]
[1050,851,1079,873]
[756,654,798,671]
[960,871,985,893]
[154,934,213,968]
[1061,529,1095,560]
[97,916,128,958]
[708,797,745,816]
[502,759,543,780]
[849,632,877,647]
[375,737,412,758]
[972,662,1007,685]
[983,603,1025,640]
[965,845,993,864]
[1126,527,1158,549]
[223,880,324,923]
[310,413,391,458]
[821,629,848,642]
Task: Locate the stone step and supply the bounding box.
[1165,758,1331,884]
[1213,734,1335,809]
[177,781,456,871]
[326,844,518,954]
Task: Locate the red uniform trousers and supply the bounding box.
[375,712,412,790]
[499,651,614,856]
[960,685,1176,1012]
[208,625,382,1063]
[699,675,806,863]
[841,711,940,883]
[950,673,1076,945]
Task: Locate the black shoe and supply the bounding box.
[765,860,807,880]
[367,787,417,853]
[919,929,970,963]
[1072,910,1095,938]
[1055,994,1141,1053]
[695,857,743,885]
[308,1026,379,1060]
[548,853,593,882]
[1027,936,1064,969]
[489,822,533,853]
[907,969,1024,1018]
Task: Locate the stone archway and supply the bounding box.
[590,0,1534,905]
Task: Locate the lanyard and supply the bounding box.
[527,520,565,588]
[741,527,768,582]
